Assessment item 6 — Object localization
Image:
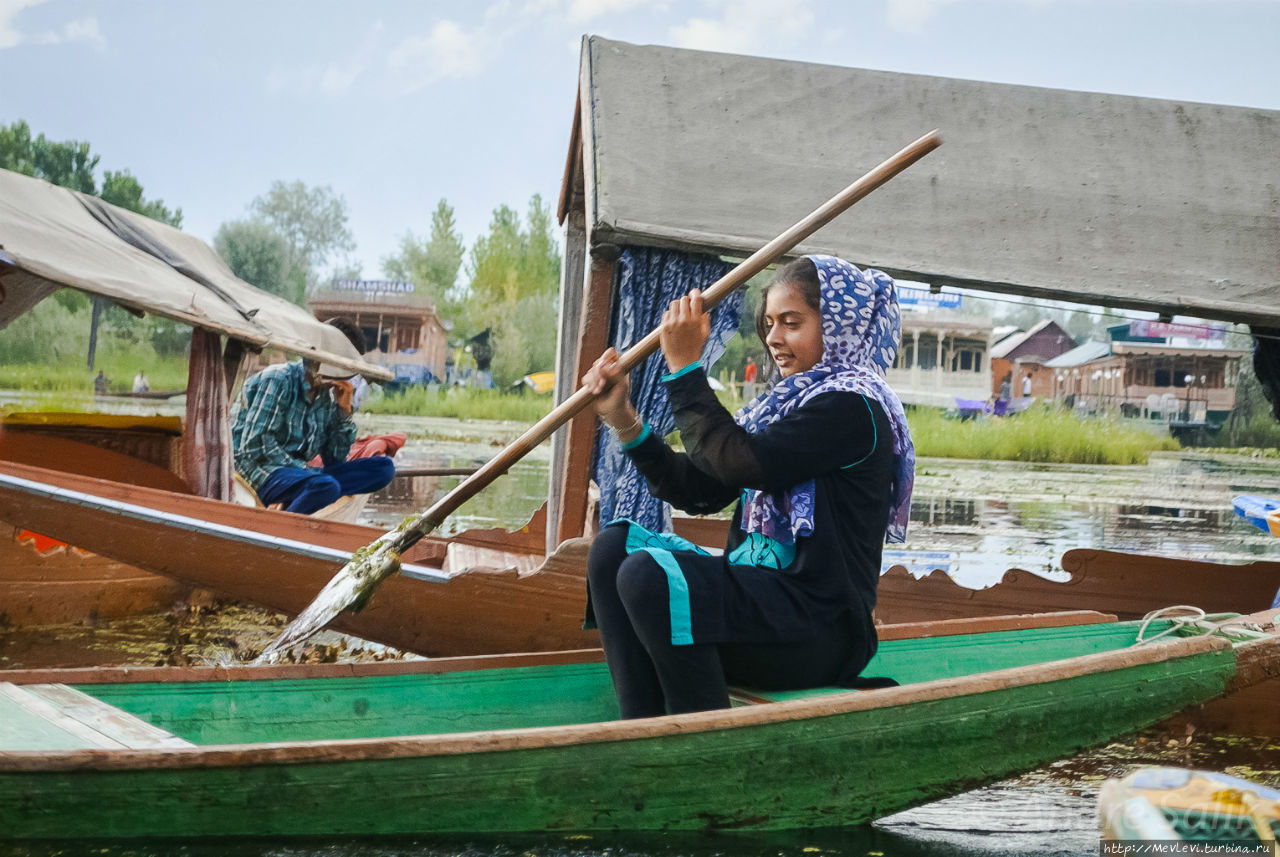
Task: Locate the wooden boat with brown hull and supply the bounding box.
[673,516,1280,624]
[0,459,598,657]
[1,427,199,628]
[874,548,1280,625]
[1,526,194,628]
[7,450,1280,661]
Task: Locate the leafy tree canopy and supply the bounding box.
[101,170,182,227]
[456,194,561,387]
[0,120,181,226]
[214,219,303,304]
[382,198,465,313]
[466,194,559,307]
[248,180,355,296]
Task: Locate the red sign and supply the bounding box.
[1128,320,1224,341]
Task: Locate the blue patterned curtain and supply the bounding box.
[593,246,741,532]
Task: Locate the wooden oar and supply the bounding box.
[254,129,944,663]
[393,466,478,479]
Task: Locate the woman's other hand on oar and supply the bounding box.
[583,348,643,445]
[660,288,711,373]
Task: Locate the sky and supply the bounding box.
[2,0,1279,281]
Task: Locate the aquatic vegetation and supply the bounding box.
[363,385,553,422]
[907,403,1182,465]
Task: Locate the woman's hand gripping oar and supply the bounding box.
[253,129,943,664]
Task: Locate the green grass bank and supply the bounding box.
[907,403,1181,465]
[362,386,554,423]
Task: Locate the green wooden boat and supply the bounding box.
[1,610,1276,840]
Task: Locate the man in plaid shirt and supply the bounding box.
[231,320,395,514]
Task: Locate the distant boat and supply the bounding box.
[1233,494,1280,538]
[121,389,185,400]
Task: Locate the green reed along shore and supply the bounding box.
[362,385,554,423]
[907,403,1181,465]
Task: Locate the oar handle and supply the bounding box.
[399,129,943,548]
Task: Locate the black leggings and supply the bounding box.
[587,524,868,719]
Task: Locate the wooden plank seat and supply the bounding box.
[0,683,193,751]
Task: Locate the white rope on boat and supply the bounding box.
[1133,605,1269,646]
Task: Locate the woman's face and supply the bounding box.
[762,282,824,377]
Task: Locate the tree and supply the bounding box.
[0,121,181,225]
[459,195,562,386]
[1220,358,1280,448]
[213,219,301,303]
[466,195,559,305]
[248,180,355,297]
[382,199,465,312]
[101,170,182,227]
[0,120,97,192]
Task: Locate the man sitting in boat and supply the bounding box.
[231,319,395,515]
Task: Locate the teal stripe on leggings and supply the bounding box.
[617,519,708,646]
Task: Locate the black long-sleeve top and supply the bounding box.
[622,366,896,640]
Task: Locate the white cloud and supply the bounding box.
[267,22,385,97]
[0,0,102,51]
[668,0,814,55]
[268,58,367,95]
[266,11,502,99]
[566,0,658,24]
[885,0,1076,34]
[884,0,962,33]
[385,18,492,95]
[36,15,104,50]
[0,0,46,50]
[522,0,563,16]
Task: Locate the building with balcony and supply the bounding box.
[310,279,450,385]
[887,315,994,408]
[1045,328,1248,428]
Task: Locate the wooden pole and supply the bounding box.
[392,467,478,479]
[255,129,943,662]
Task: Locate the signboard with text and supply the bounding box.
[1127,320,1225,341]
[898,285,962,309]
[332,279,417,294]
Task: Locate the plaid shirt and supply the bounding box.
[231,360,357,489]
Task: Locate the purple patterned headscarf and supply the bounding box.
[735,255,915,544]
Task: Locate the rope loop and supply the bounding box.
[1133,606,1268,646]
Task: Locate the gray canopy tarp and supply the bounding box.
[573,37,1279,327]
[0,167,390,379]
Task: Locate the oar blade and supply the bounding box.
[254,542,403,664]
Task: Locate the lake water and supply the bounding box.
[4,412,1279,857]
[363,415,1280,588]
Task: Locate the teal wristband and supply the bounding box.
[660,361,703,382]
[620,424,652,450]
